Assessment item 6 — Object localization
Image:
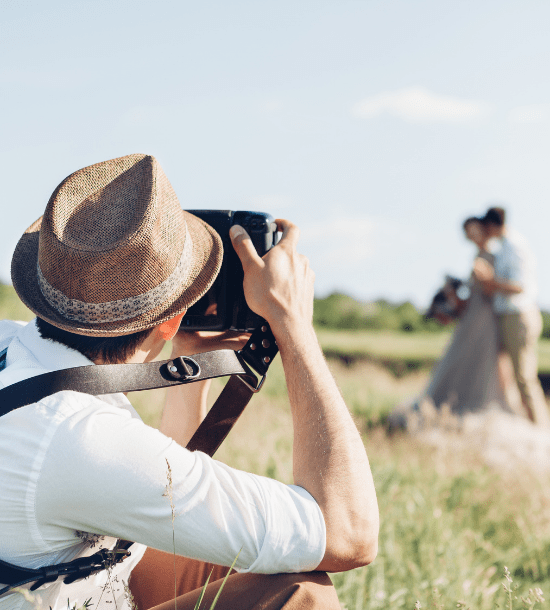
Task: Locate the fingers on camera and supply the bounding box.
[275,219,300,245]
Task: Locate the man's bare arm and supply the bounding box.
[160,378,210,447]
[230,220,379,572]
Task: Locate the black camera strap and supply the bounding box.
[0,324,279,597]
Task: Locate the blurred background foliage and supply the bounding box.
[313,290,550,339]
[3,281,550,339]
[313,292,442,333]
[0,283,33,323]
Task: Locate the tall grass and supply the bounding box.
[131,358,550,609]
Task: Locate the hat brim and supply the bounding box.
[11,211,224,337]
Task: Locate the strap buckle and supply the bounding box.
[165,356,201,381]
[236,372,267,394]
[235,322,278,394]
[237,323,278,377]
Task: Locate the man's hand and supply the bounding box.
[229,220,315,337]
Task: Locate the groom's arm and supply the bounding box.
[480,277,522,296]
[473,257,522,296]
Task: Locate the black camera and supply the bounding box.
[181,210,280,332]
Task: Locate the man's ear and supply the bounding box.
[158,311,187,341]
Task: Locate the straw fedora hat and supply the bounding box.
[11,154,223,336]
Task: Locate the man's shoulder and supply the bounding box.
[504,228,529,247]
[0,319,26,349]
[0,319,27,331]
[499,229,533,258]
[40,388,134,417]
[1,388,134,432]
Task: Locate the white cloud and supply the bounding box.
[300,217,376,266]
[508,104,550,124]
[352,87,489,123]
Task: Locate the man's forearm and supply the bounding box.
[275,321,379,572]
[159,334,211,446]
[160,332,249,447]
[229,219,379,571]
[160,378,210,447]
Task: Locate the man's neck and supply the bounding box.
[493,226,507,240]
[94,332,166,366]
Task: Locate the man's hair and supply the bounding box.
[483,206,506,227]
[36,317,154,364]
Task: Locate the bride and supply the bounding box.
[392,216,513,426]
[423,217,511,413]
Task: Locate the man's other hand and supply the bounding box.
[171,330,250,358]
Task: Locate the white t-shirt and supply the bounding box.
[493,230,538,314]
[0,320,325,610]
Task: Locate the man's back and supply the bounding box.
[0,319,145,610]
[0,319,326,610]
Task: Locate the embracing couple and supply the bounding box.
[419,206,549,426]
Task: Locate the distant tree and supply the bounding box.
[0,283,33,322]
[313,292,443,332]
[313,292,375,329]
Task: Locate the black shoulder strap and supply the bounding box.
[0,324,279,596]
[0,324,278,452]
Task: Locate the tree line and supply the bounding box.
[313,291,550,338]
[1,282,550,338]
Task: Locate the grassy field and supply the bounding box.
[316,327,550,375]
[3,287,550,608]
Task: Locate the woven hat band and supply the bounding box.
[36,226,194,324]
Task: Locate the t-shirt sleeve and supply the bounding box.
[35,391,326,574]
[502,251,524,285]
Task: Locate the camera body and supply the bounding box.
[181,210,279,332]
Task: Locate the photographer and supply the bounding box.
[0,154,379,610]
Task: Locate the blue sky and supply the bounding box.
[2,0,550,308]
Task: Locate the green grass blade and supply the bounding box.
[206,549,241,610]
[193,568,213,610]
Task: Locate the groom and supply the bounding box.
[474,206,550,426]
